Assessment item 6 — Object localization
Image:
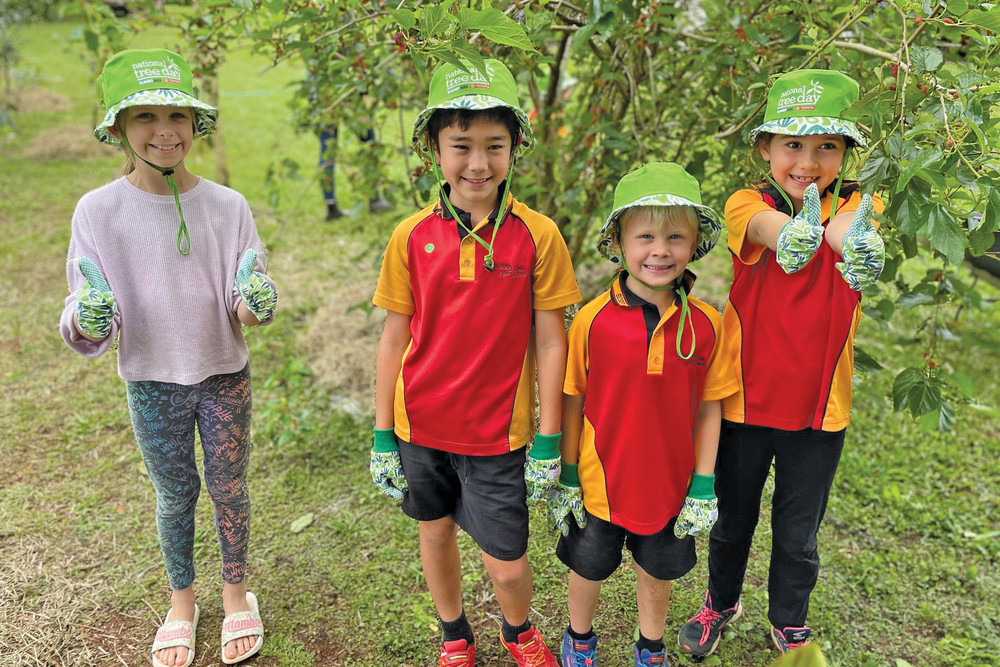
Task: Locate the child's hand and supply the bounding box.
[74,257,116,340]
[835,194,885,291]
[370,428,407,501]
[775,183,824,274]
[525,432,561,504]
[235,248,277,322]
[674,473,718,538]
[547,466,586,537]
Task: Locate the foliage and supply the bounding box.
[229,0,1000,430]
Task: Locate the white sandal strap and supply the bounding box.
[221,610,263,645]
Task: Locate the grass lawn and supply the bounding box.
[1,9,998,667]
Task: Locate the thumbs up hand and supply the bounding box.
[836,194,885,291]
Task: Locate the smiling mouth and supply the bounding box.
[643,263,675,272]
[790,175,820,184]
[151,143,180,151]
[463,176,492,184]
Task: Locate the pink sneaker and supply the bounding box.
[439,638,476,666]
[499,626,557,667]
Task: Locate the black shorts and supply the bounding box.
[556,509,696,581]
[397,438,528,561]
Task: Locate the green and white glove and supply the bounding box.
[775,183,824,274]
[74,257,116,339]
[673,473,719,538]
[370,428,407,501]
[235,248,277,322]
[525,432,561,504]
[547,463,587,537]
[835,194,885,291]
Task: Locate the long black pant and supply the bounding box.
[706,421,845,629]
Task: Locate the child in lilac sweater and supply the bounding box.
[60,49,275,667]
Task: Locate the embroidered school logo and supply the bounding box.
[132,56,182,86]
[494,262,527,278]
[444,62,495,94]
[776,79,824,114]
[685,354,707,368]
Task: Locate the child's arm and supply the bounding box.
[547,391,587,536]
[371,309,412,501]
[560,393,585,466]
[746,209,792,251]
[674,399,722,538]
[375,310,412,429]
[525,307,567,503]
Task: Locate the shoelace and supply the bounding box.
[439,642,473,666]
[566,646,595,667]
[517,635,550,666]
[692,606,722,644]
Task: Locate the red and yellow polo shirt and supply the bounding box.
[721,186,884,432]
[564,274,737,534]
[374,195,581,455]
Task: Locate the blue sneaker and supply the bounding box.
[633,645,666,666]
[561,630,598,666]
[771,626,811,654]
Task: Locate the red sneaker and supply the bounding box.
[439,638,476,666]
[499,626,558,667]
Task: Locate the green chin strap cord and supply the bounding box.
[427,135,516,271]
[614,244,696,360]
[765,154,849,224]
[119,132,191,255]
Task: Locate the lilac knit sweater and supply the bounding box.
[60,176,276,385]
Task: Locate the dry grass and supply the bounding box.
[16,125,120,162]
[4,86,72,114]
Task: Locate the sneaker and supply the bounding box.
[439,638,476,666]
[633,646,666,666]
[561,630,598,666]
[368,195,393,213]
[771,626,811,654]
[500,625,558,667]
[677,592,743,658]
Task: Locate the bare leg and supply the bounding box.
[220,582,255,661]
[567,571,602,634]
[420,517,464,621]
[481,552,533,625]
[635,563,671,641]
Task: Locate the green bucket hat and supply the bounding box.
[411,58,534,161]
[748,69,866,147]
[599,162,723,263]
[94,48,217,145]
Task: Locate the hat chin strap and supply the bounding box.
[614,248,696,360]
[119,132,191,255]
[765,157,848,223]
[428,141,515,271]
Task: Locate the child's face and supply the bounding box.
[432,117,514,219]
[615,212,698,297]
[759,133,846,210]
[114,105,195,169]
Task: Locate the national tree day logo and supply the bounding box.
[444,62,495,94]
[776,80,824,114]
[131,56,182,85]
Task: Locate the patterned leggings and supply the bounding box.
[126,364,253,590]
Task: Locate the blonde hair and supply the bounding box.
[620,205,699,237]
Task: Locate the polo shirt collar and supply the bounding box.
[436,182,512,234]
[611,270,698,308]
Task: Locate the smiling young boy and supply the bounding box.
[548,163,737,667]
[371,59,581,666]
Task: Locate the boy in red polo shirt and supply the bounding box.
[548,163,737,667]
[371,59,581,666]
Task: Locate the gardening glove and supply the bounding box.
[775,183,824,274]
[74,257,116,340]
[674,473,718,538]
[547,463,587,537]
[525,432,561,504]
[836,194,885,291]
[235,248,277,322]
[370,428,407,501]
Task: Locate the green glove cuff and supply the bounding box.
[559,462,580,487]
[372,428,398,453]
[529,432,561,460]
[688,473,715,499]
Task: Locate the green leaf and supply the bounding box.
[910,46,944,73]
[946,372,975,398]
[892,368,942,418]
[426,45,465,71]
[854,346,884,373]
[895,291,935,308]
[571,23,599,55]
[290,512,314,533]
[923,205,968,265]
[892,368,924,412]
[457,7,534,51]
[964,8,1000,33]
[446,38,486,77]
[84,28,98,52]
[895,148,942,194]
[391,8,417,31]
[420,5,455,38]
[232,0,254,9]
[919,400,955,432]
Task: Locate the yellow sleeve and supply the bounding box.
[725,189,772,265]
[699,307,739,402]
[515,202,582,311]
[564,295,607,396]
[372,219,417,315]
[837,190,885,228]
